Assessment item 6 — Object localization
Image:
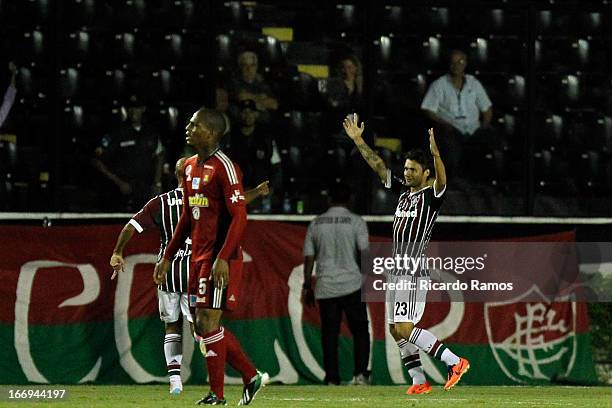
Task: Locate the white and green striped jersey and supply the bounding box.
[130,188,191,292]
[385,170,446,277]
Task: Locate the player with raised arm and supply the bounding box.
[343,114,470,394]
[154,108,268,406]
[109,157,270,396]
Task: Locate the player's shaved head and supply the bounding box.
[195,108,226,139]
[175,157,187,180]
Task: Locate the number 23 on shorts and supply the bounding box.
[395,301,408,316]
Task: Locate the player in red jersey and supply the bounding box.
[109,157,270,396]
[154,108,267,406]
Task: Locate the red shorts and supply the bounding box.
[188,259,243,311]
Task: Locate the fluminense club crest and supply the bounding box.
[484,285,577,383]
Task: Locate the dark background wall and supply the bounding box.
[0,0,611,216]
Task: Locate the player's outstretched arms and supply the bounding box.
[245,180,270,204]
[343,113,388,183]
[428,128,447,195]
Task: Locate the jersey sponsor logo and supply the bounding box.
[395,209,418,218]
[192,206,200,220]
[230,189,245,203]
[192,177,201,190]
[189,194,209,207]
[167,197,183,206]
[185,165,193,181]
[175,248,191,258]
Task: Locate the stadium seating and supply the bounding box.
[2,0,612,214]
[62,0,97,29]
[15,66,49,101]
[215,31,285,71]
[2,0,50,28]
[536,113,565,151]
[482,74,526,111]
[113,0,148,30]
[532,148,568,193]
[155,0,203,29]
[282,69,324,111]
[536,9,573,35]
[476,37,525,74]
[535,38,592,73]
[466,8,526,36]
[372,72,428,116]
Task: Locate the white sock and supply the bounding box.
[164,333,183,379]
[408,327,460,366]
[441,348,460,366]
[397,339,426,385]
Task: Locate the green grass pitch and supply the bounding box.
[1,385,611,407]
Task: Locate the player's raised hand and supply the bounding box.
[429,128,440,157]
[343,113,365,142]
[256,180,270,197]
[212,258,229,289]
[153,258,170,285]
[110,253,124,280]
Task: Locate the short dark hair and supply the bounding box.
[196,108,226,137]
[404,149,433,177]
[330,184,351,205]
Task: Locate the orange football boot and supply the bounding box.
[406,381,432,395]
[444,357,470,390]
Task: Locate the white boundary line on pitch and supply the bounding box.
[0,212,611,225]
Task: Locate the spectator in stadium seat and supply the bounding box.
[92,95,165,211]
[325,54,366,179]
[226,99,282,210]
[302,185,371,386]
[0,62,18,128]
[228,51,278,123]
[325,54,364,112]
[421,49,498,182]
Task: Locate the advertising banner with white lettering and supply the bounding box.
[0,223,597,385]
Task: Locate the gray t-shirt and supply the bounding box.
[303,206,369,299]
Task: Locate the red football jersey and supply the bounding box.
[163,149,247,263]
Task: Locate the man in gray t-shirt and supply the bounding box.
[302,186,370,386]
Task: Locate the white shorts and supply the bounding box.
[385,275,429,325]
[157,289,193,323]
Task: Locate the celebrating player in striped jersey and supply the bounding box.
[110,157,269,396]
[154,108,268,406]
[343,114,470,394]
